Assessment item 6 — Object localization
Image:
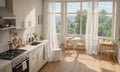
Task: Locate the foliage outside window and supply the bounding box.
[98,2,113,37]
[67,2,80,34]
[55,2,61,33]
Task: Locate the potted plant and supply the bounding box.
[32,33,38,41]
[115,37,120,45]
[40,35,44,40]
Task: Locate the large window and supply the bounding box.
[55,2,61,33]
[55,0,114,37]
[98,2,113,37]
[66,2,88,35]
[67,2,80,34]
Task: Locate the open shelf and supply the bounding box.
[0,26,16,30]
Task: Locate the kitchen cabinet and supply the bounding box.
[29,44,47,72]
[0,64,12,72]
[29,48,38,72]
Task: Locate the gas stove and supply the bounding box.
[0,49,26,60]
[0,48,29,72]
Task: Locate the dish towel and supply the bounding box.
[22,60,27,71]
[44,41,49,60]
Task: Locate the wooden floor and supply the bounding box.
[39,50,120,72]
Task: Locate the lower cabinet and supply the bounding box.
[0,64,12,72]
[29,45,47,72]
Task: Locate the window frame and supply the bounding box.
[55,0,115,38]
[98,1,115,38]
[66,2,81,35]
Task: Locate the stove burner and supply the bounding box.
[0,49,26,60]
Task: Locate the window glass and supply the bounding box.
[56,14,61,33]
[67,2,80,34]
[67,2,80,13]
[82,2,88,34]
[82,2,88,12]
[98,2,113,37]
[98,14,112,37]
[55,2,61,13]
[99,2,113,13]
[55,2,61,33]
[82,14,87,34]
[67,14,79,34]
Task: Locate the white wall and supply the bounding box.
[0,0,43,53]
[115,0,120,39]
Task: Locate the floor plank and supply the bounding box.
[39,50,120,72]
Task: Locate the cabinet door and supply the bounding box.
[0,65,12,72]
[36,45,44,70]
[29,49,38,72]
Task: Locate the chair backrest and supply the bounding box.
[80,38,84,44]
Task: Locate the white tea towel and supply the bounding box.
[22,60,27,71]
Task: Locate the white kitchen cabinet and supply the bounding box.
[29,44,47,72]
[29,48,38,72]
[0,64,12,72]
[52,48,61,61]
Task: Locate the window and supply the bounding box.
[98,2,113,37]
[67,2,80,34]
[66,2,88,35]
[55,2,61,33]
[55,0,114,38]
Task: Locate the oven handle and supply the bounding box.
[15,58,29,69]
[15,63,22,69]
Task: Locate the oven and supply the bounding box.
[0,49,29,72]
[13,58,29,72]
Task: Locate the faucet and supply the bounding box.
[26,33,34,44]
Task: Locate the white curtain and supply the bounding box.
[85,1,99,55]
[43,0,59,61]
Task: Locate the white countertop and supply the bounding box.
[0,59,11,70]
[0,40,48,70]
[20,40,48,52]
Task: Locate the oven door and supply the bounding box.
[13,58,29,72]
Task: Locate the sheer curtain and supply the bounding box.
[43,0,59,61]
[85,1,99,55]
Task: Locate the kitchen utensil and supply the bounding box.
[13,37,18,47]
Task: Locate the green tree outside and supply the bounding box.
[56,9,112,37]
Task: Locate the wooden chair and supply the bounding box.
[66,39,73,50]
[104,42,117,62]
[77,38,85,52]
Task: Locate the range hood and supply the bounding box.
[0,7,16,19]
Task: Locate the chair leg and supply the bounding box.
[112,54,117,63]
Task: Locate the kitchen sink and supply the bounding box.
[30,42,42,46]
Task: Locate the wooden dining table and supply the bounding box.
[65,37,81,53]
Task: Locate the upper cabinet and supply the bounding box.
[0,0,5,7]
